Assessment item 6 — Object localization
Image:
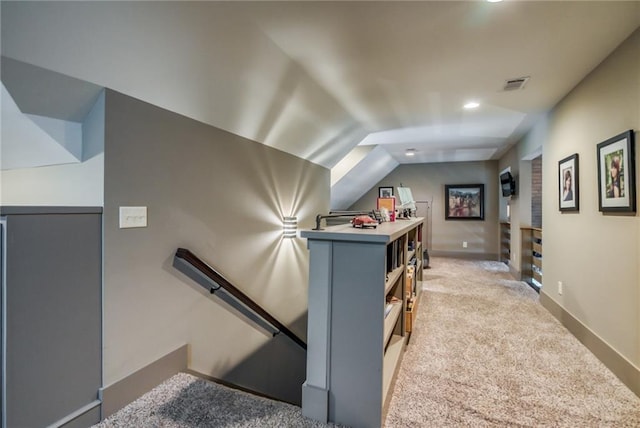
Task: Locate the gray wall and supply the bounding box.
[349,161,499,259]
[541,29,639,370]
[103,90,329,403]
[503,28,639,390]
[2,208,102,428]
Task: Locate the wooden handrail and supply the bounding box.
[174,248,307,351]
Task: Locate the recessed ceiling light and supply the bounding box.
[464,101,480,109]
[487,0,503,3]
[405,149,416,157]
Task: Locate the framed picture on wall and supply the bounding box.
[378,186,394,198]
[445,184,484,220]
[597,130,636,212]
[558,153,579,212]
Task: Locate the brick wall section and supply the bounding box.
[531,156,543,228]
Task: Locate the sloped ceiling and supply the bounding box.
[1,83,81,170]
[1,58,104,169]
[331,146,398,210]
[2,1,639,205]
[1,56,103,122]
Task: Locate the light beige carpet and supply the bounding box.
[384,257,640,427]
[94,372,339,428]
[95,257,639,427]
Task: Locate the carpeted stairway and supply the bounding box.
[94,372,337,428]
[95,258,640,427]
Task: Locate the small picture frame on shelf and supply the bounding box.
[377,197,396,221]
[597,130,635,213]
[558,153,579,212]
[379,186,394,198]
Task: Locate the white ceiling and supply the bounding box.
[239,1,639,165]
[2,1,639,186]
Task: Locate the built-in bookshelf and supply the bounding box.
[301,217,424,427]
[521,226,542,290]
[500,222,511,264]
[405,223,423,334]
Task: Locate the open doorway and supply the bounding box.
[530,155,543,290]
[532,156,542,229]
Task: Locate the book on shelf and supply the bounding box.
[407,297,414,311]
[384,303,393,318]
[384,296,401,318]
[386,295,400,304]
[386,240,403,272]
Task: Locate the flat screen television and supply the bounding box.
[500,171,516,197]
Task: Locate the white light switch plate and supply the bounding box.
[119,206,148,228]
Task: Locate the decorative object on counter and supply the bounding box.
[396,186,417,216]
[377,197,396,221]
[597,129,635,213]
[351,215,378,229]
[371,209,383,223]
[312,211,375,230]
[397,208,413,219]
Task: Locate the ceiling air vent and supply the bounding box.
[503,76,530,91]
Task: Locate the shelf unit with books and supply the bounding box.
[301,217,424,428]
[405,222,424,333]
[500,222,511,264]
[521,226,542,290]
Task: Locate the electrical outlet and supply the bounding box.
[558,281,563,295]
[462,241,468,248]
[119,206,148,228]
